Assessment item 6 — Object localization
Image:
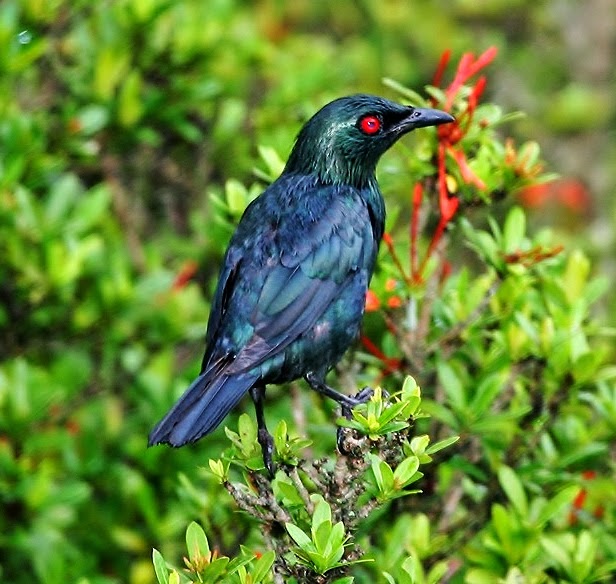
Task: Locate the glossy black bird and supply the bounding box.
[149,94,453,473]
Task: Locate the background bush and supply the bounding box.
[0,1,614,583]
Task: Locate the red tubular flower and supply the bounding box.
[568,470,602,526]
[387,296,403,309]
[365,289,381,312]
[172,260,199,291]
[360,334,403,377]
[449,148,486,190]
[432,49,452,88]
[385,278,398,292]
[519,178,591,214]
[413,46,498,282]
[503,245,563,267]
[361,48,499,373]
[441,47,498,109]
[438,144,460,221]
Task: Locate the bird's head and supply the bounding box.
[284,94,454,188]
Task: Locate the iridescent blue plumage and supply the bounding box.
[149,94,453,472]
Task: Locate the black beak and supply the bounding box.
[398,107,455,132]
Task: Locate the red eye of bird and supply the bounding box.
[359,115,381,135]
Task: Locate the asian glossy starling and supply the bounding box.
[149,94,454,473]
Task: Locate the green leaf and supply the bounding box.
[427,561,449,584]
[563,249,591,304]
[380,421,411,434]
[555,442,608,469]
[313,521,333,555]
[424,85,447,105]
[470,408,531,434]
[498,466,528,517]
[75,104,109,135]
[401,555,419,582]
[377,400,411,426]
[425,435,459,455]
[118,70,144,127]
[466,568,501,584]
[226,549,256,576]
[208,458,229,483]
[409,435,430,456]
[250,550,275,583]
[502,206,526,254]
[286,523,312,549]
[152,549,169,584]
[274,419,288,445]
[540,536,571,571]
[311,495,332,532]
[186,522,210,563]
[460,218,502,269]
[401,375,420,397]
[393,456,420,488]
[258,145,286,177]
[204,557,231,581]
[469,372,507,417]
[491,503,513,552]
[275,479,304,506]
[225,179,249,215]
[44,174,80,226]
[327,521,347,556]
[382,77,425,105]
[420,400,458,428]
[71,184,111,234]
[371,456,395,496]
[436,360,466,411]
[535,485,579,527]
[572,530,596,582]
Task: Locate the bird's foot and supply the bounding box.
[257,428,276,478]
[340,385,374,418]
[337,386,373,455]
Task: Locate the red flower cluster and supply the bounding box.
[362,48,499,374]
[369,47,499,295]
[171,259,199,291]
[519,178,591,214]
[418,46,498,282]
[569,470,604,525]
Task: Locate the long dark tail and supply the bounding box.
[148,370,258,447]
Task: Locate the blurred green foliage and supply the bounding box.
[1,0,615,583]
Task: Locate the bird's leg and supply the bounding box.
[249,385,275,477]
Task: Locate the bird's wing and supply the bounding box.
[205,185,377,376]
